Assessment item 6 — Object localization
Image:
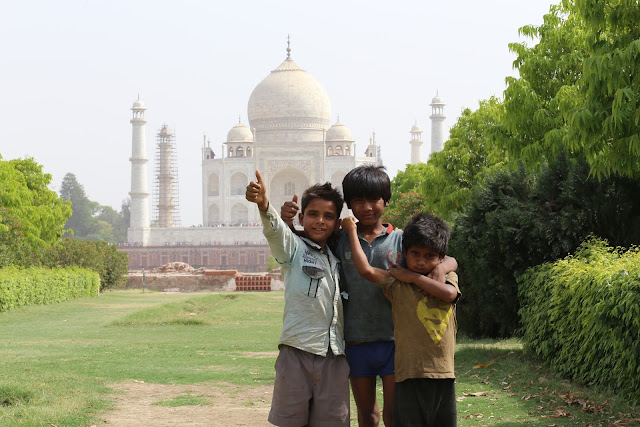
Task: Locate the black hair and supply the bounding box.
[301,182,344,218]
[342,165,391,208]
[402,212,450,257]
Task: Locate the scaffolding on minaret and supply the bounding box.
[152,124,181,228]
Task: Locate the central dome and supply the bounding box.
[247,57,331,130]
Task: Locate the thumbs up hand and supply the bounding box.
[246,170,269,211]
[280,194,299,227]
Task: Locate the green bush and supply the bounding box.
[42,239,128,290]
[0,266,99,312]
[449,154,640,337]
[518,238,640,402]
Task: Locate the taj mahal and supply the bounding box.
[122,42,447,270]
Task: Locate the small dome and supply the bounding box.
[411,121,422,132]
[132,97,146,110]
[160,125,171,136]
[226,122,253,143]
[431,93,445,105]
[326,121,353,142]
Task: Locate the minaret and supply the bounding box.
[364,131,380,163]
[155,125,177,228]
[429,92,447,158]
[128,96,150,244]
[409,121,423,164]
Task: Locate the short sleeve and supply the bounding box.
[445,271,461,303]
[376,276,396,300]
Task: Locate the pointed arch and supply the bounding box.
[207,173,220,196]
[230,171,248,195]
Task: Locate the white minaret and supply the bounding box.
[128,96,150,244]
[409,121,423,164]
[429,92,447,158]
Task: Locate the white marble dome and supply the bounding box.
[411,121,422,132]
[431,93,445,104]
[160,125,171,136]
[326,121,354,141]
[132,97,146,110]
[247,57,331,130]
[226,122,253,143]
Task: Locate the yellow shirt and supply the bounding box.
[377,272,460,382]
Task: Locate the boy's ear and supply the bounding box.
[385,200,390,207]
[334,218,342,232]
[298,212,304,224]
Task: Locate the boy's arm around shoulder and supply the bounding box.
[441,255,458,273]
[341,217,389,284]
[389,266,459,303]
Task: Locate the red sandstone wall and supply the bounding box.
[119,245,270,273]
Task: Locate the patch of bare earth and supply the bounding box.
[103,381,272,426]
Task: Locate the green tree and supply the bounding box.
[568,0,640,178]
[450,154,640,337]
[500,0,640,178]
[0,156,71,267]
[382,192,425,228]
[388,97,506,222]
[498,1,585,168]
[422,97,507,220]
[60,173,98,238]
[43,238,129,290]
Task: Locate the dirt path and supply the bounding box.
[102,381,273,426]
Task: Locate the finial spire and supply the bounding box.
[337,114,340,123]
[286,34,291,59]
[238,114,241,124]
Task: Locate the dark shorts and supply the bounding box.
[393,378,456,427]
[345,341,395,378]
[268,345,350,427]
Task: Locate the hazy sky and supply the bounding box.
[1,0,555,227]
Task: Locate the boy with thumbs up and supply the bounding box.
[246,170,350,427]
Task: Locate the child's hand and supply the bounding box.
[427,262,446,283]
[388,264,417,283]
[341,216,357,234]
[246,170,269,211]
[280,195,299,227]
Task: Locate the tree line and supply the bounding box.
[0,157,128,289]
[383,0,640,337]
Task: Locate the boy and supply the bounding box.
[342,213,460,426]
[281,165,457,427]
[246,170,350,427]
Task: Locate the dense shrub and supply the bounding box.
[449,154,640,337]
[518,239,640,403]
[0,266,99,312]
[42,239,128,290]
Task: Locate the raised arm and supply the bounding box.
[341,217,389,283]
[247,170,297,264]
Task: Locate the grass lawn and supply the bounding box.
[0,290,638,426]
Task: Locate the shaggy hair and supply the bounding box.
[402,212,450,257]
[342,165,391,207]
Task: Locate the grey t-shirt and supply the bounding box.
[336,225,404,342]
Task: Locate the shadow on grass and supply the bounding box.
[455,338,639,425]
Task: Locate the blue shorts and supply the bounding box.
[346,341,395,378]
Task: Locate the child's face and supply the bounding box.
[349,197,387,227]
[405,245,443,275]
[298,198,340,248]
